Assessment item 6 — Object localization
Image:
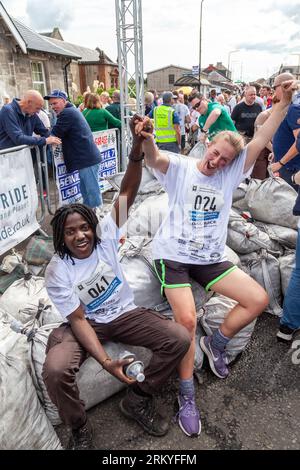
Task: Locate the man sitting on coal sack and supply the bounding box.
[43,115,191,450]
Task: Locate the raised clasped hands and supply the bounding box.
[279,80,299,107]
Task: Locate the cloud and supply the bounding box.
[26,0,74,31]
[265,1,300,23]
[290,31,300,41]
[236,41,290,54]
[237,39,300,55]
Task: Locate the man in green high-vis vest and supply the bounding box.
[152,91,181,153]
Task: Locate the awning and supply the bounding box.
[174,74,211,87]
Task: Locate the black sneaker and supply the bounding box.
[119,389,169,437]
[277,324,296,342]
[68,421,95,450]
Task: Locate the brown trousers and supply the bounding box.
[42,308,190,429]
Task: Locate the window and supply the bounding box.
[168,74,175,85]
[31,62,47,97]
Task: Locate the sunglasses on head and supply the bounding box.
[192,101,202,110]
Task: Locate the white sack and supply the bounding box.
[0,251,23,274]
[199,294,256,363]
[232,181,250,212]
[126,193,168,238]
[0,333,61,449]
[227,210,282,255]
[225,245,241,267]
[0,274,62,325]
[120,237,211,312]
[194,322,205,372]
[245,177,298,229]
[108,167,164,214]
[255,222,297,250]
[279,250,295,295]
[240,249,282,316]
[0,313,29,366]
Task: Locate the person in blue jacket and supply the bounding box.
[44,89,102,209]
[0,89,61,149]
[277,133,300,342]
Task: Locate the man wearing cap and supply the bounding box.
[188,92,236,144]
[271,73,300,189]
[0,89,61,150]
[150,91,181,153]
[45,89,102,209]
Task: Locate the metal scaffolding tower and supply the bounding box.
[115,0,144,170]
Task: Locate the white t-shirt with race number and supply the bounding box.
[45,215,136,323]
[152,150,251,265]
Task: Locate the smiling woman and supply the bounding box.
[50,203,99,263]
[135,80,295,436]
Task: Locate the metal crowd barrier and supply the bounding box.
[0,127,122,233]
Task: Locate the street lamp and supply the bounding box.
[198,0,205,91]
[227,50,239,80]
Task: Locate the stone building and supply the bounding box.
[0,1,118,105]
[0,2,78,105]
[42,31,119,100]
[146,65,191,93]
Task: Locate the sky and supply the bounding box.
[4,0,300,82]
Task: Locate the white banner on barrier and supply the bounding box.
[0,147,39,256]
[54,129,118,206]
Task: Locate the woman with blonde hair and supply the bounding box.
[83,93,121,132]
[134,80,296,438]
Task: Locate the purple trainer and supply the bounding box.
[177,394,201,437]
[200,335,229,379]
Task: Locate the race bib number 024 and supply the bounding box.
[187,184,224,224]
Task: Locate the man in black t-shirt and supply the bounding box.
[231,86,262,139]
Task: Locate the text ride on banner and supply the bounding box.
[0,147,39,256]
[54,129,119,206]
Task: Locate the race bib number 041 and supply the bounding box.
[75,262,121,311]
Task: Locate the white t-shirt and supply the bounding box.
[45,215,136,323]
[174,103,190,136]
[152,151,251,264]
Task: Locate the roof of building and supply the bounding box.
[0,1,27,53]
[40,27,64,41]
[207,70,231,82]
[45,37,117,65]
[11,18,80,58]
[280,65,300,74]
[147,64,191,74]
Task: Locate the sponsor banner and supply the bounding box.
[0,147,39,255]
[54,129,119,206]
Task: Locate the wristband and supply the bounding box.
[100,357,112,367]
[279,159,285,166]
[128,152,144,162]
